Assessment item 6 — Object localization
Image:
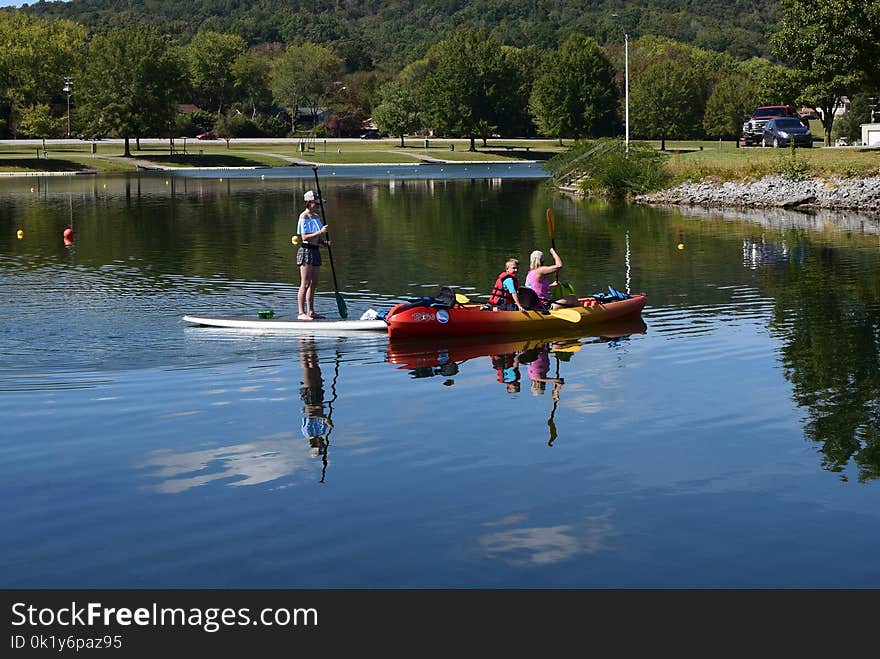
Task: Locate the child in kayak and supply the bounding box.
[491,351,521,394]
[488,258,526,311]
[524,248,580,310]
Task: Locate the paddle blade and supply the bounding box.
[546,208,555,240]
[455,293,470,304]
[552,281,576,300]
[552,342,582,353]
[549,308,581,323]
[335,292,348,319]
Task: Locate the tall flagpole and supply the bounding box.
[624,33,629,154]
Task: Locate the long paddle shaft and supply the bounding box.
[547,352,561,446]
[312,167,348,318]
[546,208,558,283]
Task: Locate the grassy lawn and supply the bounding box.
[0,138,567,170]
[132,151,288,168]
[0,157,96,173]
[662,143,880,180]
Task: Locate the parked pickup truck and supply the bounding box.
[741,105,800,146]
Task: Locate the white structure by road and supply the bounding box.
[862,123,880,146]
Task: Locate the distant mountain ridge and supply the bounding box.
[17,0,781,69]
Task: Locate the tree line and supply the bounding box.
[19,0,779,70]
[1,1,877,149]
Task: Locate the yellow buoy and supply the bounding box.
[291,235,300,245]
[677,243,685,250]
[17,230,24,239]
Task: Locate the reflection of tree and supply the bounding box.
[769,248,880,482]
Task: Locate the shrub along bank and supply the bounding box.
[549,139,880,209]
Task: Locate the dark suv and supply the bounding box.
[741,106,800,146]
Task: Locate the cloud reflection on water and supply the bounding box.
[140,435,312,493]
[479,511,617,566]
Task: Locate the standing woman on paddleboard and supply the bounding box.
[524,248,579,310]
[296,190,330,320]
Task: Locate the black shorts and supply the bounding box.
[296,245,322,266]
[300,384,325,405]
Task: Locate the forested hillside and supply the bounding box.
[18,0,780,69]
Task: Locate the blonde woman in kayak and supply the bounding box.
[524,248,580,310]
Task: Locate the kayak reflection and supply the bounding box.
[387,316,647,377]
[387,316,647,446]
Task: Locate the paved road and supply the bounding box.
[0,137,484,147]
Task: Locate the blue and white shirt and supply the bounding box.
[297,210,323,241]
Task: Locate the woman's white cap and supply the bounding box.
[304,190,321,202]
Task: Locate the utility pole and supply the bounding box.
[624,32,629,154]
[612,14,630,154]
[63,76,73,138]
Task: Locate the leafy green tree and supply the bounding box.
[77,26,185,156]
[737,57,802,107]
[630,58,703,150]
[501,45,540,138]
[17,0,780,71]
[530,34,618,144]
[270,42,342,133]
[326,70,385,117]
[187,31,246,114]
[213,111,235,147]
[0,12,85,137]
[373,79,421,146]
[231,52,272,120]
[423,29,520,151]
[17,103,62,151]
[771,0,880,145]
[703,73,758,140]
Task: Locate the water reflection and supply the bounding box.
[388,317,647,446]
[140,437,312,493]
[767,244,880,482]
[298,336,339,483]
[478,510,617,566]
[742,236,807,269]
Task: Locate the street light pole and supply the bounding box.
[62,76,73,138]
[624,32,629,154]
[612,14,630,154]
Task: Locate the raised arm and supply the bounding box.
[536,247,563,277]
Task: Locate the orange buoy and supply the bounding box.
[63,228,74,240]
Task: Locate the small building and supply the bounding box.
[861,123,880,147]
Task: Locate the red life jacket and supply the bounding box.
[488,272,518,306]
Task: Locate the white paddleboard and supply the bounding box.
[183,315,387,331]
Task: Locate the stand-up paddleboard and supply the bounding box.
[183,315,387,331]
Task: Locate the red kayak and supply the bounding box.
[384,294,647,339]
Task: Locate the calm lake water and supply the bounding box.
[2,166,880,588]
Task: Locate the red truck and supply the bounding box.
[741,105,800,146]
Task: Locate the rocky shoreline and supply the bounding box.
[633,175,880,212]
